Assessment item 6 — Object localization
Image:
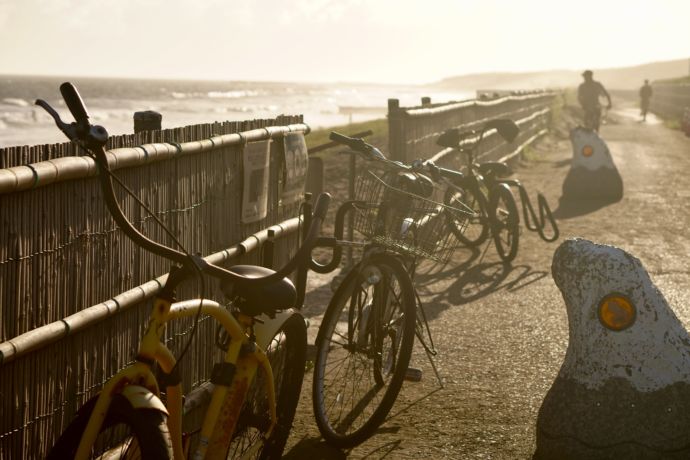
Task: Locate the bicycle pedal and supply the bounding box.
[404,367,423,382]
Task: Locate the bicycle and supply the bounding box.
[437,119,559,263]
[38,82,331,459]
[306,132,472,448]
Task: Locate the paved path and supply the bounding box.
[284,100,690,459]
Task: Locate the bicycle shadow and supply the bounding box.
[413,245,482,287]
[284,436,402,460]
[282,437,348,460]
[419,262,548,322]
[283,388,440,460]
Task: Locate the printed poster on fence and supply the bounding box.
[241,140,271,223]
[282,132,309,204]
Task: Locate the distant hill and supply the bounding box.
[433,58,690,91]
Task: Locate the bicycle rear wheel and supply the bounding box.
[47,394,173,459]
[444,183,490,247]
[489,184,520,263]
[312,253,416,448]
[227,312,307,459]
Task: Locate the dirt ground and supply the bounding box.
[282,99,690,459]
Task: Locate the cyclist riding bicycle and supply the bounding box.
[578,70,612,132]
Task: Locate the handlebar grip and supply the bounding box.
[59,82,90,124]
[329,131,356,148]
[312,193,331,220]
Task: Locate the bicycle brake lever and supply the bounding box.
[35,98,79,141]
[35,98,108,147]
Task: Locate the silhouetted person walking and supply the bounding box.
[639,79,653,122]
[578,70,612,132]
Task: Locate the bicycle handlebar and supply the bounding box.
[59,82,90,126]
[37,82,331,288]
[329,131,387,161]
[330,131,465,185]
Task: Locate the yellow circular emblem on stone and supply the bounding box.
[598,293,636,331]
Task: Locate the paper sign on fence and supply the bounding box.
[282,132,309,204]
[241,140,271,223]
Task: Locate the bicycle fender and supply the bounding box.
[120,385,168,415]
[254,309,302,351]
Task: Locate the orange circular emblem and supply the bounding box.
[582,145,594,157]
[598,294,636,331]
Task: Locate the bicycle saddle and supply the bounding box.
[478,161,511,179]
[220,265,297,317]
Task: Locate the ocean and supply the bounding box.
[0,75,472,149]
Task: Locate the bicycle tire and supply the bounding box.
[312,253,416,448]
[228,313,307,459]
[444,183,490,247]
[47,393,173,459]
[489,184,520,263]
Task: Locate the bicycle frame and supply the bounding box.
[75,291,280,460]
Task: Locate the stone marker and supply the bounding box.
[561,127,623,201]
[535,238,690,460]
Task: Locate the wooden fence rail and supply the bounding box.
[650,83,690,120]
[387,92,557,166]
[0,115,307,458]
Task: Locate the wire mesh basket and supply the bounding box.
[351,168,473,263]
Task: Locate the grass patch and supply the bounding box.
[663,118,681,130]
[306,118,388,156]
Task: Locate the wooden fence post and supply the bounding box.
[387,98,406,163]
[133,110,162,134]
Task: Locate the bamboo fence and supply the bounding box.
[387,91,557,167]
[0,115,308,458]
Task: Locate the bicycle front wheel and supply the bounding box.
[228,312,307,459]
[47,394,173,459]
[312,253,416,448]
[489,184,520,263]
[444,183,490,247]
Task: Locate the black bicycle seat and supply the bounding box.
[220,265,297,317]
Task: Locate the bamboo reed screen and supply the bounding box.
[387,92,557,166]
[0,115,307,458]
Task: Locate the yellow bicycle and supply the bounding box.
[38,83,330,459]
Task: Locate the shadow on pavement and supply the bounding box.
[285,388,440,459]
[552,196,620,219]
[284,435,402,460]
[413,245,482,287]
[418,261,548,322]
[283,437,348,460]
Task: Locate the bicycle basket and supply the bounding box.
[351,168,472,263]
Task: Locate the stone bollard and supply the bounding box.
[561,127,623,201]
[535,238,690,460]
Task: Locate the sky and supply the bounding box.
[0,0,688,84]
